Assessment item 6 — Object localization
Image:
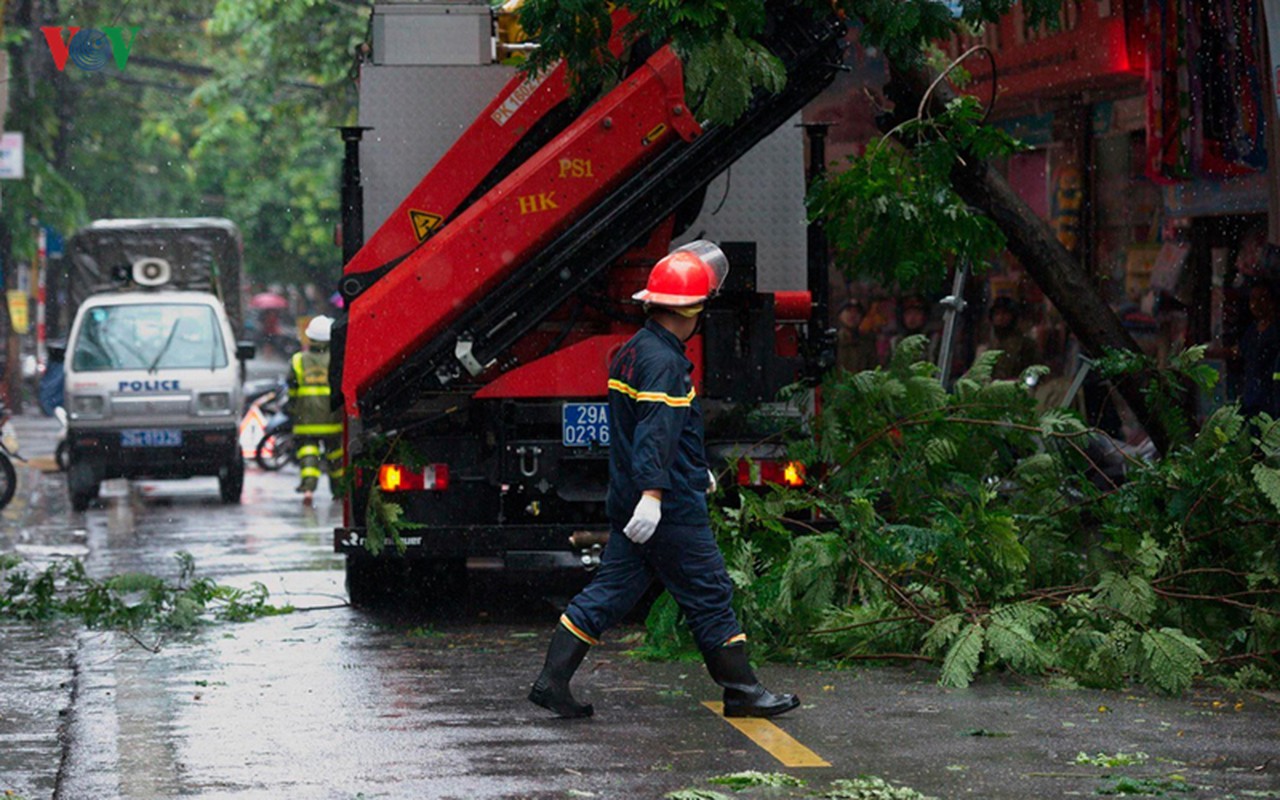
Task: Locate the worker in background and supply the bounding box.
[528,241,799,720]
[289,315,344,505]
[1239,280,1280,418]
[980,296,1040,381]
[836,297,878,374]
[890,294,940,363]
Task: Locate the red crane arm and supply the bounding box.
[343,10,634,282]
[342,45,701,415]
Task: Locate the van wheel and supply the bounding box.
[68,460,98,512]
[219,455,244,504]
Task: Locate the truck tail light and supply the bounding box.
[736,458,806,488]
[378,463,449,492]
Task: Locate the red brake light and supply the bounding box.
[378,464,449,492]
[735,459,805,487]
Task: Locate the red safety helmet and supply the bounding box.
[632,240,730,307]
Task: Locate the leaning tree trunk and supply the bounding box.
[884,62,1178,455]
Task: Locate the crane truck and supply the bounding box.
[332,1,845,605]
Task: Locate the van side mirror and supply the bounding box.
[236,341,256,361]
[48,340,67,363]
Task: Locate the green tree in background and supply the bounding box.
[516,0,1181,451]
[2,0,368,285]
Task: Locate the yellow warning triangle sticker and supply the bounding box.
[409,209,443,242]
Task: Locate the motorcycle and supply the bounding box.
[255,405,295,471]
[246,380,296,471]
[0,403,22,509]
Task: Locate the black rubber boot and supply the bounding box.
[704,643,800,718]
[528,624,594,718]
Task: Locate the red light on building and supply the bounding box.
[941,0,1143,109]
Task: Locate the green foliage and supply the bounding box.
[363,484,427,557]
[808,96,1024,290]
[1075,752,1148,768]
[815,776,938,800]
[664,791,731,800]
[1096,776,1193,796]
[1252,463,1280,514]
[707,771,806,789]
[518,0,781,124]
[644,343,1280,693]
[938,622,984,688]
[351,435,430,557]
[517,0,1062,124]
[1140,629,1208,695]
[683,31,787,125]
[2,0,363,286]
[0,552,292,633]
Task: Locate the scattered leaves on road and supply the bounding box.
[664,790,732,800]
[814,777,938,799]
[1075,752,1150,768]
[708,770,806,789]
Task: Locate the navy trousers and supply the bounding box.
[563,520,744,654]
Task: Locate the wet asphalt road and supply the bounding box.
[2,413,1280,800]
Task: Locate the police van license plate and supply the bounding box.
[120,429,183,447]
[562,403,609,447]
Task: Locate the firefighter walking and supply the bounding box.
[289,315,344,505]
[528,241,799,719]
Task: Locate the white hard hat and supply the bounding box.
[305,315,334,343]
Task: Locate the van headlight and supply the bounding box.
[71,395,106,419]
[196,392,232,414]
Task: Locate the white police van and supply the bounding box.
[60,219,253,510]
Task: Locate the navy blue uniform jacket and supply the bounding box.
[605,319,711,525]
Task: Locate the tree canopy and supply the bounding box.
[2,0,367,284]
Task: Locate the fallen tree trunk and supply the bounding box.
[885,63,1179,454]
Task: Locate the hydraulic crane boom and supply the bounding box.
[339,2,845,423]
[339,8,636,298]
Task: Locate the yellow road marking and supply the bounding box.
[702,701,830,768]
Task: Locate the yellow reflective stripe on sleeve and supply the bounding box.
[559,614,602,645]
[607,379,696,407]
[300,467,323,478]
[294,423,343,435]
[297,445,320,457]
[325,448,345,461]
[293,386,330,397]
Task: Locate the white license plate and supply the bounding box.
[120,429,183,447]
[562,403,609,447]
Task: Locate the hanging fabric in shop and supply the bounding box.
[1145,0,1268,182]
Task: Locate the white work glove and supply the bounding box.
[706,469,718,495]
[623,494,662,545]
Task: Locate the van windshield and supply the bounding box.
[72,303,228,372]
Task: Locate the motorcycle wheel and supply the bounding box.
[255,432,294,471]
[0,454,17,510]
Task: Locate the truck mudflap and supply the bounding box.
[335,525,610,571]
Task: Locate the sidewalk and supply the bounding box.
[1,415,80,800]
